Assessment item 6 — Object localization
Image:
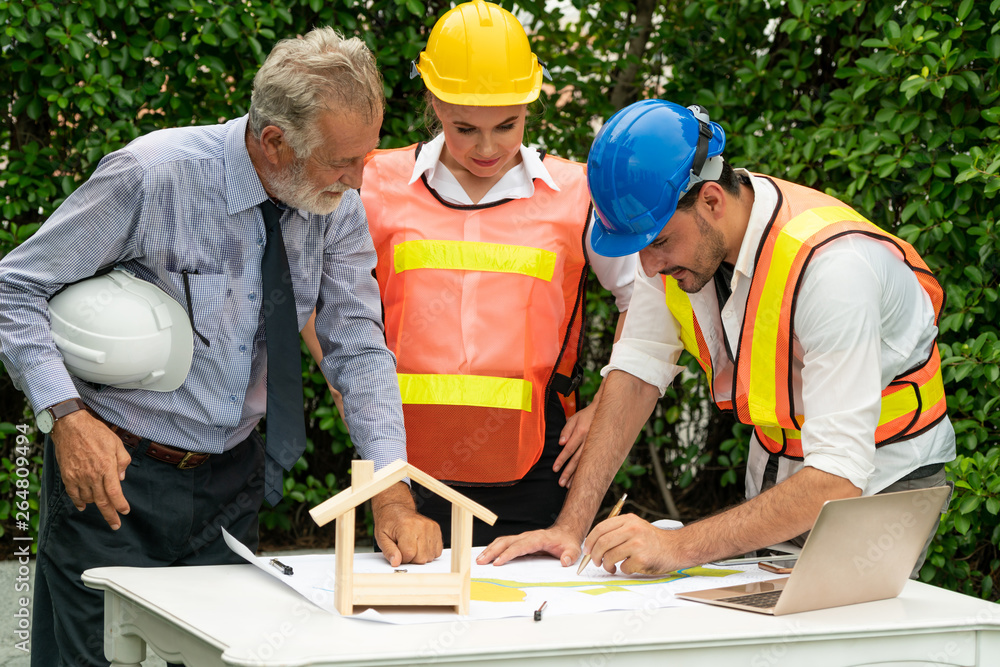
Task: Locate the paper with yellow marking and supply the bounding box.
[226,529,782,625]
[471,566,738,602]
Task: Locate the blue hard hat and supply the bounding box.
[587,99,726,257]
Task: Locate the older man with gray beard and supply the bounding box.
[0,27,440,667]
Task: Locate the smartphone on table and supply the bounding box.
[758,558,797,574]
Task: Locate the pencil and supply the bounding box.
[577,493,627,575]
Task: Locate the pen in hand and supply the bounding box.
[577,493,627,575]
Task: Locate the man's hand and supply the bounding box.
[584,468,863,576]
[50,409,131,530]
[479,370,662,569]
[553,402,598,487]
[476,524,583,567]
[582,514,681,576]
[371,482,442,567]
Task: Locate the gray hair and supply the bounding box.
[249,27,384,159]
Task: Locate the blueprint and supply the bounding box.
[224,528,785,624]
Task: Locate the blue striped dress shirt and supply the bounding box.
[0,115,406,469]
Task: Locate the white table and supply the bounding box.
[83,560,1000,666]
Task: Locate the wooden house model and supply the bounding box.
[309,459,498,615]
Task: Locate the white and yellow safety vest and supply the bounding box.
[663,176,947,459]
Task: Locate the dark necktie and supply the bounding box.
[713,261,734,311]
[259,199,308,507]
[714,261,736,362]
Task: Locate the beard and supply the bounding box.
[267,158,349,216]
[660,210,730,294]
[669,267,715,294]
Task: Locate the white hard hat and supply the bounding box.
[48,269,194,392]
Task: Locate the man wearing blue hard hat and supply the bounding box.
[479,99,955,576]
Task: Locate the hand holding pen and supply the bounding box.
[577,493,627,575]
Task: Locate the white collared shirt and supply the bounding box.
[410,134,635,310]
[604,171,955,495]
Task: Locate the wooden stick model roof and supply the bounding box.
[309,459,498,528]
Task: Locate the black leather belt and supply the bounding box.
[899,462,945,482]
[91,411,211,469]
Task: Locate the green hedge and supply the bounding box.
[1,0,997,598]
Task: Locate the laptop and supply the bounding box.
[676,486,950,615]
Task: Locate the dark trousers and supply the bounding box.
[31,432,266,667]
[415,393,569,547]
[879,466,952,578]
[787,466,952,579]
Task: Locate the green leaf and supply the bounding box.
[221,20,240,41]
[899,76,925,95]
[874,108,895,124]
[955,168,979,184]
[154,16,169,39]
[959,495,982,515]
[957,0,973,22]
[952,512,971,534]
[962,265,983,283]
[26,97,43,120]
[988,35,1000,60]
[68,40,84,60]
[901,200,921,223]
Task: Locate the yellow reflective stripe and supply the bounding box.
[768,368,944,441]
[878,367,945,427]
[759,423,796,443]
[394,240,556,282]
[749,207,871,424]
[663,277,713,387]
[398,373,533,412]
[781,206,871,242]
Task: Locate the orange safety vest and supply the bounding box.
[362,145,590,484]
[663,176,947,460]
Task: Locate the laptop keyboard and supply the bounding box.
[719,590,783,608]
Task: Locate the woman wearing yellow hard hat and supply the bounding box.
[307,0,633,547]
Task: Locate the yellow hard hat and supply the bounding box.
[412,0,549,106]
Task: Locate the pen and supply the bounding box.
[712,553,800,567]
[270,558,293,576]
[577,493,627,575]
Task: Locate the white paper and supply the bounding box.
[223,528,784,624]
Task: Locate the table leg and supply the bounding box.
[104,591,147,667]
